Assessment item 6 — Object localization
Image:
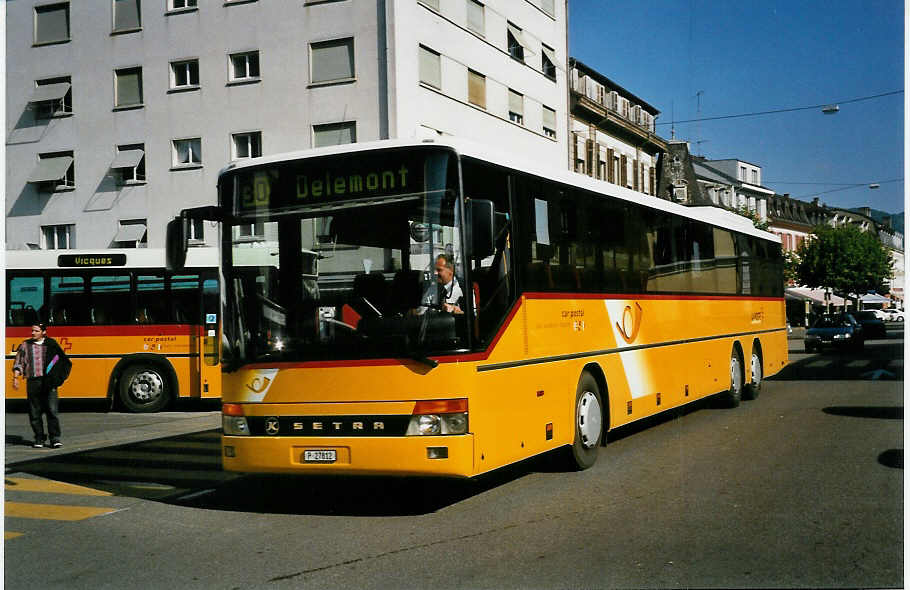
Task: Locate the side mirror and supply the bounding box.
[166,217,188,271]
[465,199,495,259]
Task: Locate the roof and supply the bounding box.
[220,137,780,243]
[569,57,661,115]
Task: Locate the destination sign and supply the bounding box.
[227,148,452,214]
[58,254,127,267]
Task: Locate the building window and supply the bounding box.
[752,169,759,184]
[541,45,557,80]
[740,166,747,181]
[419,45,441,89]
[508,89,523,125]
[188,218,204,243]
[172,138,202,167]
[168,0,197,10]
[229,51,260,82]
[507,22,528,63]
[111,143,146,184]
[313,122,356,148]
[232,132,262,160]
[466,0,484,36]
[468,70,486,109]
[114,67,143,107]
[35,3,70,45]
[170,59,200,90]
[236,220,265,241]
[113,219,148,248]
[540,0,555,17]
[28,151,75,192]
[31,76,72,118]
[310,38,355,84]
[42,224,75,250]
[542,105,556,138]
[113,0,141,32]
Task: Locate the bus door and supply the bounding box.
[171,273,206,397]
[201,274,221,397]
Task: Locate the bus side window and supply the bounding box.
[8,276,44,326]
[49,276,87,325]
[137,275,167,324]
[171,274,201,323]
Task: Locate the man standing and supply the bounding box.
[12,323,71,449]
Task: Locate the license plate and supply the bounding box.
[304,450,336,463]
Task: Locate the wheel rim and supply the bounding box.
[127,370,165,405]
[750,352,762,388]
[730,354,742,394]
[577,391,602,449]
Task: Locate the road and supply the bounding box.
[4,330,903,589]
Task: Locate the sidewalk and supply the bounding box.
[4,410,221,468]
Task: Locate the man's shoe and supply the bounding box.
[32,441,45,448]
[51,440,63,448]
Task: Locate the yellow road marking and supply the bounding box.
[5,532,24,540]
[5,502,118,521]
[5,477,112,496]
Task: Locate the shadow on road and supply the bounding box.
[774,339,902,381]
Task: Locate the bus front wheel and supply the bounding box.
[721,347,744,408]
[569,372,603,471]
[119,365,170,413]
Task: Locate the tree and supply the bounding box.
[735,206,770,231]
[782,249,800,285]
[796,224,892,308]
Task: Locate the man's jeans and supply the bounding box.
[27,377,61,442]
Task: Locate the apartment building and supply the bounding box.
[6,0,567,251]
[567,58,665,197]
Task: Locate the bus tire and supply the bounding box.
[721,346,744,408]
[743,345,762,400]
[119,364,170,413]
[569,372,603,471]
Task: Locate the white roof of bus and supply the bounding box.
[220,137,780,243]
[4,247,219,270]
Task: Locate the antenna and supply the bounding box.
[695,90,704,156]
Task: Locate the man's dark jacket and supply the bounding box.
[18,337,72,388]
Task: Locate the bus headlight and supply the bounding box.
[222,403,250,436]
[406,399,468,436]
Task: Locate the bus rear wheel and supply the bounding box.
[119,365,170,413]
[569,372,603,471]
[743,348,762,400]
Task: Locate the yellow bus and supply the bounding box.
[6,248,221,412]
[167,138,787,476]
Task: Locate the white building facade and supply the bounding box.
[6,0,567,251]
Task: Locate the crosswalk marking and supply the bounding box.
[5,477,113,496]
[5,501,120,521]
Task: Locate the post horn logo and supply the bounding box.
[264,416,280,436]
[245,376,271,394]
[616,302,643,344]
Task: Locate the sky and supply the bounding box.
[569,0,905,215]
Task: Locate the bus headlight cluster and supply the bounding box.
[406,399,468,436]
[223,403,250,436]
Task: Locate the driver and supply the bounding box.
[430,253,464,314]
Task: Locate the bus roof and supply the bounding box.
[5,247,219,271]
[219,137,780,243]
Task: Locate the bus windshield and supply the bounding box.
[221,148,467,366]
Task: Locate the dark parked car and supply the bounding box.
[851,311,887,339]
[805,313,864,353]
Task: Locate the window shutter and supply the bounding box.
[633,159,639,191]
[36,4,69,44]
[466,1,484,35]
[116,69,142,106]
[311,39,355,83]
[509,89,523,116]
[419,46,441,89]
[542,106,556,130]
[468,70,485,108]
[114,0,141,30]
[649,167,656,196]
[620,155,627,186]
[607,149,614,183]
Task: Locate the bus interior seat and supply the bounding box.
[91,306,109,325]
[387,270,422,314]
[48,307,68,325]
[351,272,386,316]
[136,307,153,324]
